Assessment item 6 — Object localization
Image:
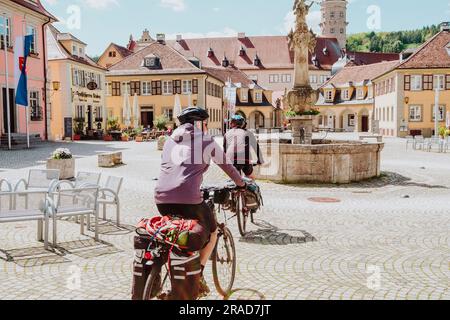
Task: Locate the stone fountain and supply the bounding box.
[254,0,384,184]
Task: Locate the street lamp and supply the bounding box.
[52,81,61,91]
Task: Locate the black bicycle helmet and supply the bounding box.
[230,114,246,129]
[178,107,209,125]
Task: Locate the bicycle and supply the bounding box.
[141,184,237,300]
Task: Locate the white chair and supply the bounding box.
[14,169,60,208]
[0,179,13,210]
[47,181,100,247]
[0,190,50,250]
[426,138,444,153]
[443,137,450,153]
[414,136,425,150]
[75,172,101,188]
[405,136,414,150]
[98,176,123,226]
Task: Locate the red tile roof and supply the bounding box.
[10,0,57,20]
[108,42,204,75]
[323,60,399,87]
[397,30,450,69]
[167,35,343,71]
[346,51,399,66]
[203,66,255,88]
[111,43,133,58]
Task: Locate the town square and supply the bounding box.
[0,0,450,303]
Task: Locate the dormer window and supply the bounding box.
[254,54,261,67]
[79,47,84,57]
[325,90,333,102]
[144,55,160,69]
[342,89,350,100]
[254,91,263,103]
[241,89,248,102]
[109,51,117,58]
[239,46,246,56]
[356,88,364,99]
[222,56,229,68]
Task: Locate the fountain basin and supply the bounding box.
[255,140,384,184]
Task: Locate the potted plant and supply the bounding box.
[46,148,75,180]
[157,135,168,151]
[107,117,121,141]
[73,118,85,141]
[134,126,144,142]
[121,132,130,142]
[154,115,169,131]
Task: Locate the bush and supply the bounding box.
[285,109,321,117]
[154,115,169,131]
[107,117,121,132]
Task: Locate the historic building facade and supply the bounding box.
[0,0,55,142]
[46,25,106,141]
[373,27,450,137]
[316,60,399,132]
[319,0,348,49]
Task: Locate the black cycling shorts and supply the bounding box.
[234,164,254,176]
[157,201,217,233]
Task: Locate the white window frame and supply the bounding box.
[434,75,445,91]
[411,75,422,91]
[26,24,37,54]
[75,105,85,119]
[241,89,249,102]
[309,75,318,84]
[29,90,40,120]
[432,105,446,121]
[162,80,173,95]
[325,90,333,101]
[342,89,350,100]
[0,15,12,49]
[182,80,192,94]
[105,82,112,96]
[142,81,152,95]
[163,107,174,121]
[409,105,422,122]
[254,91,263,103]
[357,88,364,99]
[269,75,279,83]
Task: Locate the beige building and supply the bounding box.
[98,43,132,69]
[373,27,450,137]
[46,25,106,141]
[105,37,224,135]
[316,60,399,132]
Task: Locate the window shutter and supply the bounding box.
[192,79,198,94]
[404,75,411,91]
[446,75,450,90]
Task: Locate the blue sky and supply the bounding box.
[41,0,450,55]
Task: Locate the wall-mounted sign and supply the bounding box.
[87,81,98,91]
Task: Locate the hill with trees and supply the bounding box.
[346,25,440,53]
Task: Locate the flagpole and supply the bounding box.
[2,13,12,150]
[22,19,29,149]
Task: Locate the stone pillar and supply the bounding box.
[291,116,313,144]
[354,113,359,133]
[369,111,374,133]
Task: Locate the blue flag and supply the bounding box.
[15,35,33,106]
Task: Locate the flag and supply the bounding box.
[14,35,33,106]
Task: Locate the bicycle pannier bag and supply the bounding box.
[131,235,153,300]
[169,251,202,300]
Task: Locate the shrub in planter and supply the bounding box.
[47,148,75,180]
[121,133,130,142]
[154,115,169,131]
[157,135,168,151]
[73,118,85,141]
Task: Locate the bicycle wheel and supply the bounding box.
[236,193,248,237]
[212,227,236,297]
[143,263,171,300]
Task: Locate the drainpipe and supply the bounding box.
[42,17,51,140]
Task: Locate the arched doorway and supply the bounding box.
[249,111,265,129]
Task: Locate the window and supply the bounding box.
[330,28,335,34]
[79,47,84,57]
[0,16,11,49]
[72,45,77,56]
[357,88,364,99]
[423,75,433,90]
[173,80,182,94]
[112,82,121,96]
[160,81,172,95]
[75,105,85,119]
[320,75,328,84]
[368,86,373,98]
[409,105,422,122]
[29,91,42,121]
[434,75,445,90]
[325,90,333,101]
[152,81,162,95]
[26,25,37,54]
[109,51,116,58]
[341,89,350,100]
[446,75,450,90]
[348,114,355,126]
[122,82,131,95]
[309,75,317,84]
[282,74,292,83]
[130,81,141,95]
[72,69,80,86]
[404,75,411,91]
[142,81,151,95]
[193,79,198,94]
[105,82,112,96]
[95,106,103,121]
[411,75,422,91]
[432,105,446,121]
[254,91,263,103]
[241,89,248,102]
[182,80,192,94]
[340,28,344,34]
[163,108,173,121]
[269,75,279,83]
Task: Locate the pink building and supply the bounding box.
[0,0,56,142]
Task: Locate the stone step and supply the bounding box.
[0,134,43,149]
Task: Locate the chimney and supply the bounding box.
[156,33,166,44]
[176,34,183,42]
[207,47,214,58]
[238,32,246,39]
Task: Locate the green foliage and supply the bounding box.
[133,126,144,136]
[285,109,321,117]
[107,117,121,132]
[154,115,169,131]
[73,118,85,135]
[346,25,440,53]
[438,126,450,137]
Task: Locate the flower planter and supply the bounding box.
[121,137,130,142]
[73,134,81,141]
[103,135,113,142]
[46,158,75,180]
[135,136,144,143]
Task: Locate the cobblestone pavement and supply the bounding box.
[0,137,449,300]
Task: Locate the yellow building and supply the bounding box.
[104,37,224,135]
[98,43,133,69]
[46,25,106,141]
[373,27,450,137]
[316,61,399,132]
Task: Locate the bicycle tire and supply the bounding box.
[212,227,236,297]
[143,264,163,300]
[236,193,248,237]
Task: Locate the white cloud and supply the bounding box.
[80,0,119,10]
[165,27,238,40]
[160,0,186,12]
[283,10,321,34]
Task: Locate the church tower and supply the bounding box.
[319,0,348,49]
